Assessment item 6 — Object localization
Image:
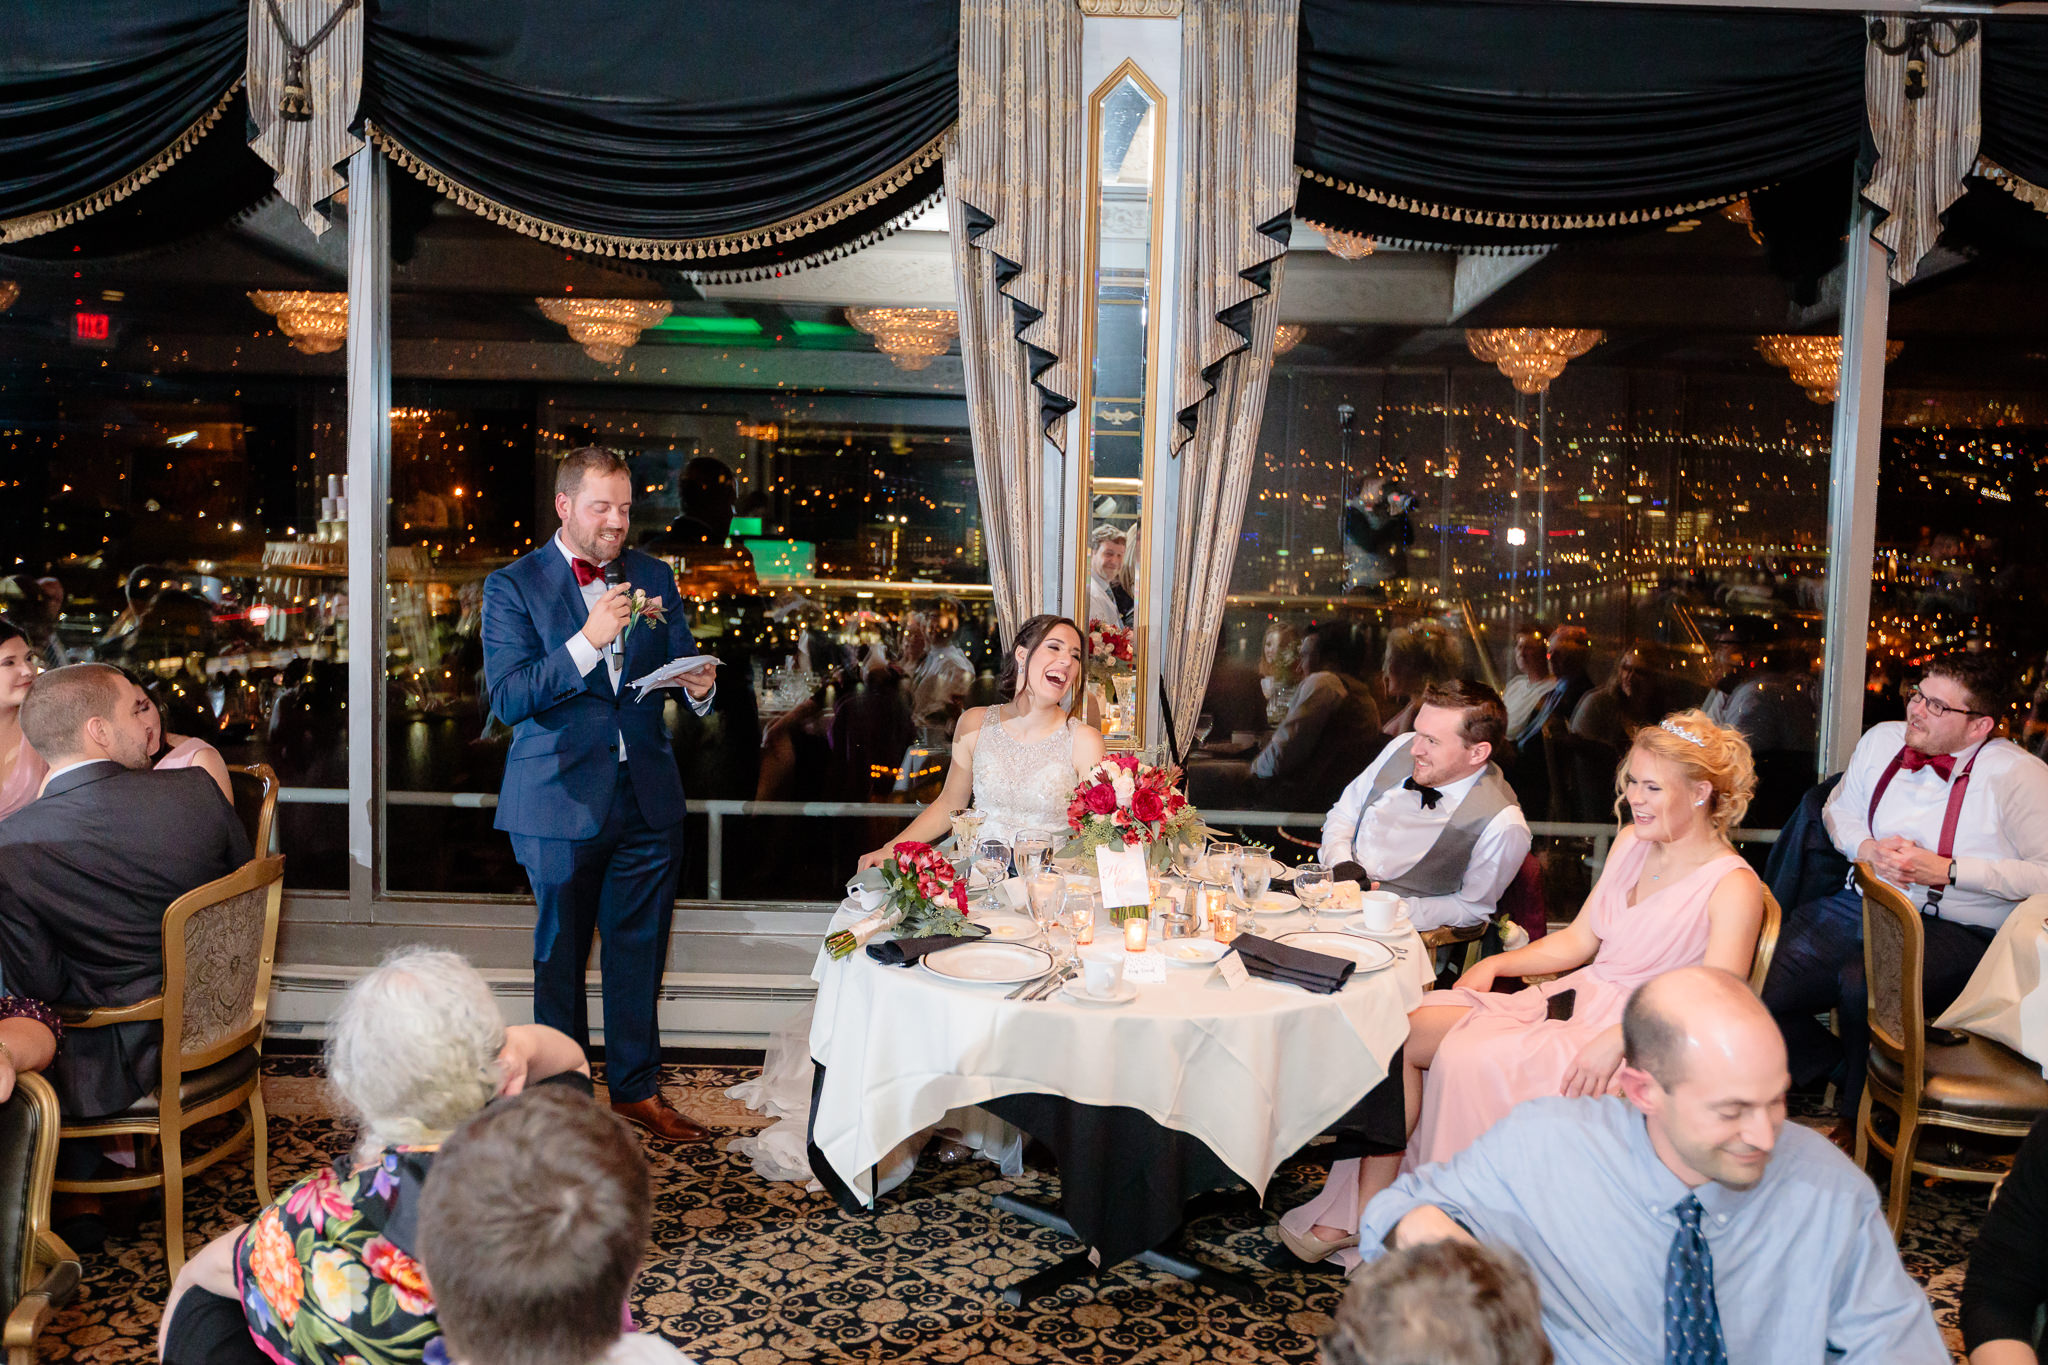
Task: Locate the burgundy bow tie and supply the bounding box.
[571,557,606,587]
[1899,747,1955,780]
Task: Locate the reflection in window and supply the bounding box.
[0,210,350,885]
[1188,214,1834,855]
[381,204,989,899]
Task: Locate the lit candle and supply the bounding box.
[1071,906,1095,945]
[1124,915,1149,953]
[1202,885,1227,932]
[1212,906,1238,943]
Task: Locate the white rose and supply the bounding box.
[1111,771,1136,805]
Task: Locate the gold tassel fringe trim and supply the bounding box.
[1297,215,1554,256]
[671,182,945,284]
[1296,164,1759,232]
[1973,155,2048,216]
[368,121,950,262]
[0,80,244,245]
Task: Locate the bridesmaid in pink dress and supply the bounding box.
[0,621,45,821]
[1279,708,1765,1264]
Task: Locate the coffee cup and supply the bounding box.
[1081,948,1126,997]
[1360,890,1405,933]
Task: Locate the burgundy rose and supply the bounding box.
[1084,784,1119,815]
[1132,788,1164,822]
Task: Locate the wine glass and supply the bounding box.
[1295,862,1332,931]
[949,806,987,853]
[1196,712,1216,747]
[974,837,1013,909]
[1205,838,1240,887]
[1231,850,1272,933]
[1013,828,1053,878]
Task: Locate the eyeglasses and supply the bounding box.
[1904,685,1989,720]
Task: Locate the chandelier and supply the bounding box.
[1324,229,1376,260]
[537,297,672,364]
[0,281,16,312]
[249,290,348,354]
[1755,335,1904,404]
[1272,323,1306,356]
[1465,328,1605,394]
[845,307,959,371]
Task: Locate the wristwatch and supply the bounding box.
[1948,859,1959,887]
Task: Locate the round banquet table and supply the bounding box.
[802,896,1434,1287]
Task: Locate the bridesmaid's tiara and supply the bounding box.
[1659,718,1707,748]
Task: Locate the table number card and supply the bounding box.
[1095,845,1150,908]
[1217,949,1251,991]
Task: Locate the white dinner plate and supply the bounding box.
[1253,890,1300,915]
[1061,977,1139,1006]
[1344,918,1415,942]
[1160,939,1228,968]
[918,941,1054,985]
[1275,931,1399,974]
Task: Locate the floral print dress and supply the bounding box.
[235,1146,446,1365]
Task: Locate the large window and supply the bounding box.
[0,207,351,886]
[1187,212,1838,869]
[379,202,989,901]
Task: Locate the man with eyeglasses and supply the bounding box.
[1762,652,2048,1142]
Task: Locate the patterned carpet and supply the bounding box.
[33,1058,1987,1364]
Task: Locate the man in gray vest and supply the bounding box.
[1320,679,1530,932]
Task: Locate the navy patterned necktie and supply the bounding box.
[1664,1195,1727,1365]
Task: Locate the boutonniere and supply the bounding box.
[622,588,667,646]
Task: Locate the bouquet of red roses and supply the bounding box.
[1085,619,1135,682]
[1064,753,1202,865]
[824,840,973,959]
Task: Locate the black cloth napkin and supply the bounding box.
[1230,932,1356,994]
[1332,860,1370,887]
[865,929,988,967]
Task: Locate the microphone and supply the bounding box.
[602,559,625,664]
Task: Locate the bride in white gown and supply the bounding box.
[729,614,1106,1188]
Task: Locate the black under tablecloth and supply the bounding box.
[804,1048,1406,1269]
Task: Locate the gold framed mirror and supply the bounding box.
[1076,59,1163,747]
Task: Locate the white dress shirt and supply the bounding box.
[1501,673,1553,739]
[554,535,713,763]
[1319,734,1532,931]
[1824,720,2048,931]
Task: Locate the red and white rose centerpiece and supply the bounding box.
[1085,619,1134,683]
[1064,753,1203,876]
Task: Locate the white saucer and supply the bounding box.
[1345,918,1415,941]
[972,913,1041,943]
[1061,978,1139,1006]
[1160,939,1228,968]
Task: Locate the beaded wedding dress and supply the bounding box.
[728,708,1081,1189]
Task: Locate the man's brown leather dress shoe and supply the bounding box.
[610,1093,711,1143]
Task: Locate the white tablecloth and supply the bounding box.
[1935,893,2048,1074]
[808,900,1432,1203]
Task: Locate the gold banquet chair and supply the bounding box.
[228,763,279,856]
[1748,887,1782,994]
[55,856,285,1278]
[1,1074,79,1364]
[1852,862,2048,1240]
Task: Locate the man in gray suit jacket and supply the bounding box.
[0,665,250,1118]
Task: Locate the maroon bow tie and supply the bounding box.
[571,557,606,587]
[1899,747,1955,780]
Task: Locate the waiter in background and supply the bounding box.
[482,446,716,1143]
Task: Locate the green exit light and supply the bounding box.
[728,516,763,537]
[745,538,815,580]
[653,316,764,336]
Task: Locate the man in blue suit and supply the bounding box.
[483,447,716,1142]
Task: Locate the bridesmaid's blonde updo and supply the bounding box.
[1614,708,1757,837]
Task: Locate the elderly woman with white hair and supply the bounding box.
[157,947,589,1365]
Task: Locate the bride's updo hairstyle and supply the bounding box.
[999,613,1083,706]
[1614,708,1756,837]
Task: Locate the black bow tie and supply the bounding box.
[1404,776,1443,810]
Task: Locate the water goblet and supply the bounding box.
[1230,850,1272,933]
[1295,862,1332,931]
[974,838,1012,910]
[1027,870,1065,943]
[949,807,987,853]
[1205,838,1240,886]
[1013,828,1054,878]
[1195,712,1216,747]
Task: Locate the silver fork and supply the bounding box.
[1025,962,1079,1001]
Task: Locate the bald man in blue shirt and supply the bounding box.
[1360,967,1943,1365]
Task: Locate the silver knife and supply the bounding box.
[1027,963,1079,1001]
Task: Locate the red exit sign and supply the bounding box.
[71,310,113,348]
